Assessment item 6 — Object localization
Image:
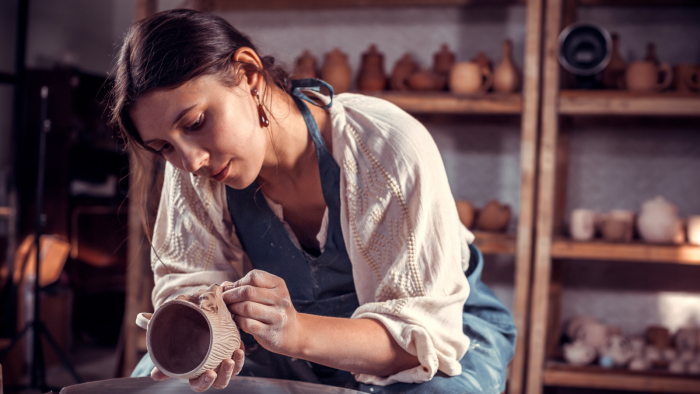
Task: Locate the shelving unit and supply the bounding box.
[526,1,700,394]
[369,92,522,114]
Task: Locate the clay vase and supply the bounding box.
[357,44,386,92]
[293,50,318,80]
[390,53,419,91]
[626,61,673,92]
[674,63,700,93]
[601,33,626,89]
[408,68,441,91]
[688,216,700,245]
[637,196,684,244]
[471,51,492,73]
[645,43,659,65]
[563,341,596,366]
[647,325,671,349]
[450,62,493,94]
[432,43,455,90]
[600,210,635,242]
[321,48,352,94]
[474,200,511,232]
[136,284,241,379]
[455,200,475,229]
[570,209,598,241]
[493,40,520,93]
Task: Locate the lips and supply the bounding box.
[211,161,230,182]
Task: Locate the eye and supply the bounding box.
[187,114,204,131]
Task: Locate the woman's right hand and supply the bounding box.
[150,341,245,392]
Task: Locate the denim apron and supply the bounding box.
[132,79,516,394]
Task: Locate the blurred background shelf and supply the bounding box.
[206,0,526,11]
[558,90,700,116]
[543,362,700,393]
[472,231,517,255]
[0,206,10,218]
[551,238,700,265]
[368,92,523,114]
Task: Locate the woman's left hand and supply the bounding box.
[222,270,303,356]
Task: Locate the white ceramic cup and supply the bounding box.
[570,209,598,241]
[688,216,700,245]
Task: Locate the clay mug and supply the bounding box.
[600,210,634,242]
[674,63,700,93]
[321,48,352,94]
[136,284,241,379]
[688,216,700,246]
[450,62,493,94]
[455,200,475,229]
[570,209,598,241]
[625,61,673,92]
[637,196,684,244]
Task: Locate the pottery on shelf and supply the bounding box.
[136,284,241,379]
[669,359,687,374]
[680,350,696,362]
[570,209,599,241]
[644,345,661,362]
[628,356,650,371]
[450,62,493,94]
[293,50,318,80]
[675,327,700,351]
[567,316,608,352]
[629,336,645,356]
[689,360,700,375]
[601,33,626,89]
[390,53,419,91]
[408,68,442,91]
[637,196,684,244]
[662,347,678,361]
[493,40,520,93]
[474,200,511,232]
[647,325,672,349]
[626,61,673,92]
[455,200,476,229]
[563,340,597,366]
[674,64,700,93]
[600,210,635,243]
[357,44,387,92]
[432,43,455,90]
[321,48,352,94]
[645,43,659,65]
[471,51,492,73]
[601,335,633,367]
[689,216,700,246]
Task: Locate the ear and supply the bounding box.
[232,47,264,94]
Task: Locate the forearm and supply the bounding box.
[289,313,420,377]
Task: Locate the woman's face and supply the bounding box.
[130,75,268,189]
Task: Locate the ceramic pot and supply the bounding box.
[474,200,511,232]
[432,43,455,90]
[570,209,598,241]
[321,48,352,94]
[357,44,386,92]
[450,62,493,94]
[493,40,520,93]
[626,61,673,92]
[628,356,650,371]
[563,341,597,366]
[647,325,671,349]
[136,284,241,379]
[293,50,318,80]
[455,200,475,229]
[601,335,633,367]
[645,43,659,65]
[669,359,687,374]
[408,68,442,91]
[637,196,684,244]
[674,63,700,93]
[688,216,700,246]
[471,51,492,73]
[600,210,635,243]
[601,33,626,89]
[390,53,418,91]
[675,327,699,351]
[629,336,645,356]
[689,360,700,375]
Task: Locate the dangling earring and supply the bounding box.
[254,89,270,128]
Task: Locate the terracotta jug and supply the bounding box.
[455,200,475,229]
[471,51,492,73]
[637,196,684,244]
[625,61,673,92]
[408,68,441,91]
[674,63,700,93]
[493,40,520,93]
[601,33,626,89]
[136,284,241,379]
[474,200,511,232]
[390,53,418,91]
[321,48,352,94]
[293,50,317,80]
[357,44,386,92]
[450,62,493,94]
[432,43,455,90]
[600,210,634,242]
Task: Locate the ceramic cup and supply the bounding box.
[570,209,598,241]
[136,284,241,379]
[674,63,700,93]
[450,62,493,94]
[601,210,635,242]
[688,216,700,246]
[626,61,673,92]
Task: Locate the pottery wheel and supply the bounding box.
[59,376,363,394]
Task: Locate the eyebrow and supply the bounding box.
[142,104,197,146]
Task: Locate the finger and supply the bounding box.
[224,270,281,291]
[150,367,171,381]
[220,281,235,288]
[212,359,235,389]
[222,285,281,306]
[232,349,245,376]
[189,369,217,393]
[234,315,269,336]
[228,301,277,324]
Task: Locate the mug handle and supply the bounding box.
[657,63,673,90]
[480,67,493,93]
[136,312,152,330]
[686,67,700,90]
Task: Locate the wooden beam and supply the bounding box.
[575,0,700,6]
[551,238,700,265]
[559,90,700,117]
[471,231,517,255]
[209,0,525,11]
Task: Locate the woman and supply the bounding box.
[111,9,515,394]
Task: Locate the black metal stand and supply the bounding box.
[0,87,83,392]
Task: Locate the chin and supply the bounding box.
[223,174,256,190]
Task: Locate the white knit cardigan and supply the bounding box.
[148,92,475,385]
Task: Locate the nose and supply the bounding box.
[178,143,207,174]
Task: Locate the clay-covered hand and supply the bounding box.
[222,270,301,356]
[150,340,245,392]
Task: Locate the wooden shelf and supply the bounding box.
[551,237,700,265]
[0,206,10,218]
[472,231,517,255]
[543,362,700,393]
[368,92,522,114]
[558,90,700,116]
[208,0,525,11]
[576,0,700,6]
